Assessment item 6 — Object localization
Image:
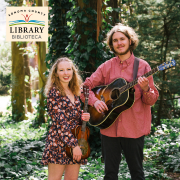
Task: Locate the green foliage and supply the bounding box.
[87,124,101,158]
[145,119,180,173]
[66,0,114,79]
[0,103,180,179]
[0,114,48,179]
[0,41,11,95]
[78,157,172,180]
[4,0,36,6]
[0,139,45,179]
[45,0,73,69]
[126,0,180,121]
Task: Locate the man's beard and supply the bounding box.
[114,46,131,56]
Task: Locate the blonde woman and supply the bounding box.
[41,57,90,180]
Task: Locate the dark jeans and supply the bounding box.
[101,135,145,180]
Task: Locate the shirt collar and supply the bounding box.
[116,53,135,65]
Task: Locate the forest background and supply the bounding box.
[0,0,180,179]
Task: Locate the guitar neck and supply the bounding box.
[81,97,88,132]
[119,66,159,93]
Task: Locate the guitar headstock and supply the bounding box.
[83,85,89,99]
[158,59,176,71]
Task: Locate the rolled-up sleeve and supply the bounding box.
[141,65,159,105]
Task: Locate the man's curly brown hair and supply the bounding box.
[106,23,139,54]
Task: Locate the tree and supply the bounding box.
[127,0,180,125]
[35,0,48,124]
[66,0,114,80]
[23,42,33,113]
[106,0,119,25]
[36,41,47,124]
[11,42,25,122]
[8,0,25,122]
[0,40,11,95]
[46,0,73,67]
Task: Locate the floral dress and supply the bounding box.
[41,87,87,165]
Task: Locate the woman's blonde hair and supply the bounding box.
[106,23,139,53]
[44,57,82,96]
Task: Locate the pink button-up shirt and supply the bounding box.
[80,53,159,138]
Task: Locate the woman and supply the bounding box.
[41,57,90,180]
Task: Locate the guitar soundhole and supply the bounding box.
[111,89,120,100]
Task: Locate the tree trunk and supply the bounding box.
[36,0,47,124]
[47,0,72,63]
[76,0,101,74]
[10,0,24,122]
[157,20,170,126]
[107,0,119,25]
[157,81,164,126]
[11,42,25,122]
[23,42,33,113]
[36,42,47,124]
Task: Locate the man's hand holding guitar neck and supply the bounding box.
[138,76,150,92]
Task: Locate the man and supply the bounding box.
[80,23,159,180]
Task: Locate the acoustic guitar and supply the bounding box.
[66,85,91,159]
[88,59,176,129]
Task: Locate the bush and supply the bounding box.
[0,110,179,179]
[0,40,11,95]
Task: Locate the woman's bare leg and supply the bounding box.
[64,164,80,180]
[48,163,66,180]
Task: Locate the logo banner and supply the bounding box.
[6,7,48,42]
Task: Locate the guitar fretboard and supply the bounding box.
[119,67,159,93]
[82,97,88,132]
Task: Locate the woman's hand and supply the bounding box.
[73,146,82,161]
[81,111,90,122]
[94,100,108,113]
